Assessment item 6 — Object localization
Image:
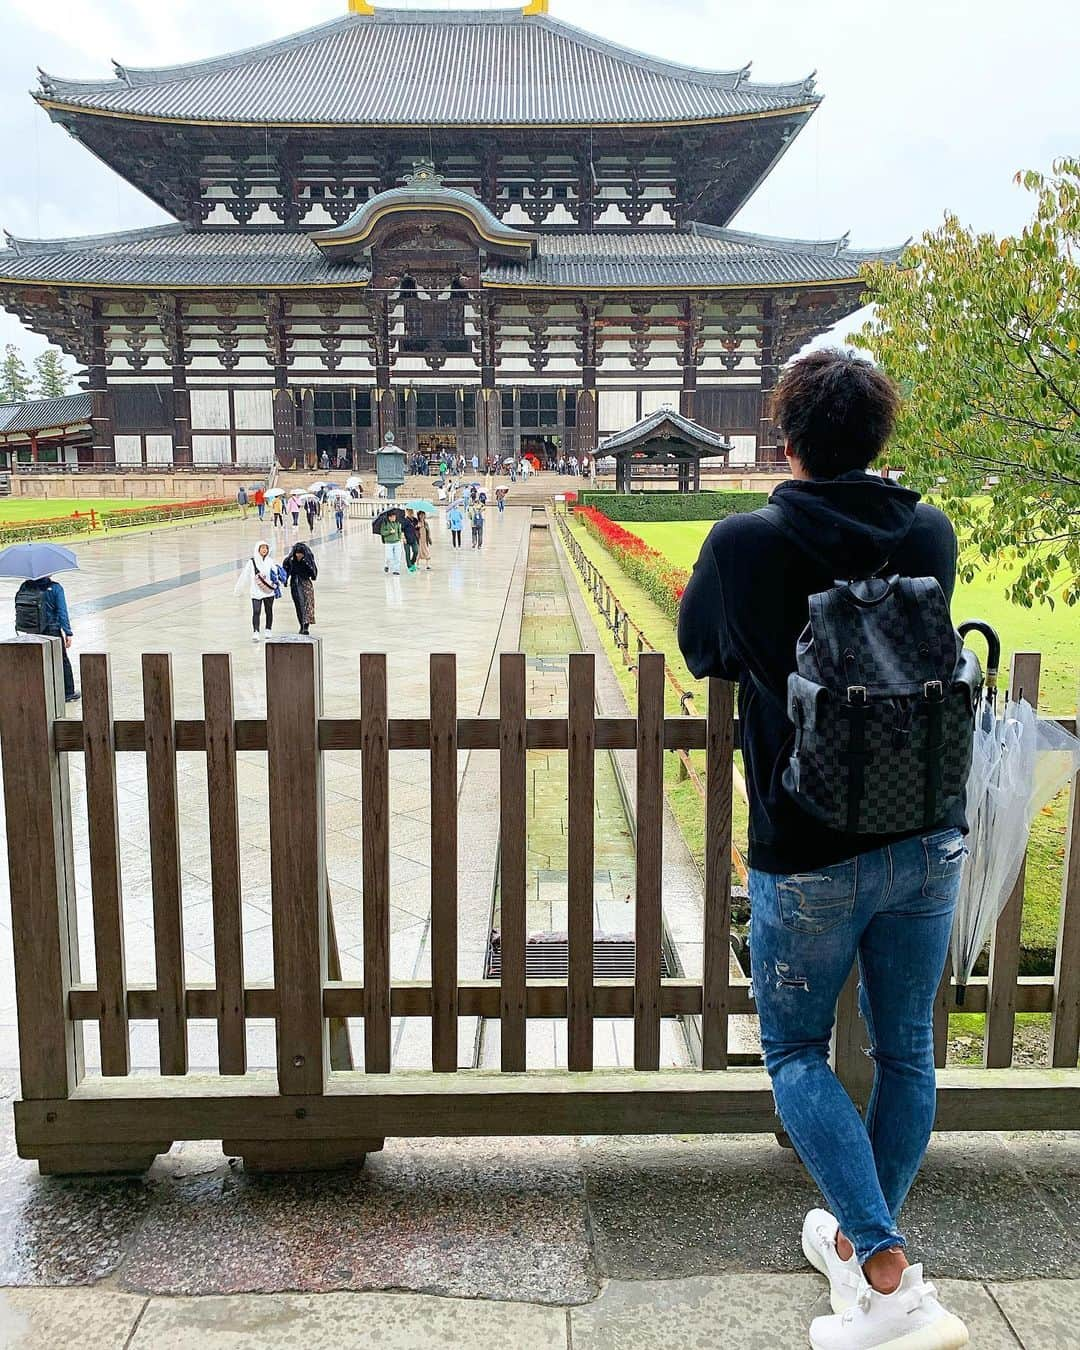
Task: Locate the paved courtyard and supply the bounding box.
[0,503,533,1072]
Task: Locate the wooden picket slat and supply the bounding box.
[142,654,187,1076]
[833,965,873,1108]
[702,677,735,1069]
[266,639,328,1096]
[360,653,391,1074]
[933,955,953,1069]
[81,652,130,1077]
[0,639,83,1100]
[430,654,459,1072]
[567,653,595,1071]
[1051,765,1080,1067]
[634,653,665,1071]
[499,653,528,1072]
[201,654,245,1076]
[985,653,1041,1069]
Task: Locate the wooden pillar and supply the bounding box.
[577,299,599,453]
[757,295,778,468]
[88,297,114,466]
[371,294,397,445]
[29,431,39,464]
[479,295,500,461]
[160,297,192,467]
[680,298,704,421]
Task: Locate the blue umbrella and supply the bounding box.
[0,542,80,580]
[407,499,437,514]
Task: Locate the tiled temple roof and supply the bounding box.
[0,394,92,434]
[36,8,818,127]
[0,222,903,291]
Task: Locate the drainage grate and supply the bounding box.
[486,931,674,980]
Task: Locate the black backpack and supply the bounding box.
[14,583,49,636]
[759,506,982,835]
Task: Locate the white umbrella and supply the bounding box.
[952,622,1080,998]
[265,488,286,499]
[346,476,362,489]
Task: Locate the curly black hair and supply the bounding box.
[771,348,901,478]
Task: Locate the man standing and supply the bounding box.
[14,573,79,703]
[678,350,968,1350]
[379,508,405,575]
[253,486,266,522]
[236,485,249,517]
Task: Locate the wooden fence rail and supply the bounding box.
[0,634,1077,1176]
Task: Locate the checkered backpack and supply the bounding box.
[759,506,982,835]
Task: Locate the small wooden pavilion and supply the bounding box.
[600,407,732,492]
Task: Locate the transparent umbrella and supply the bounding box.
[952,621,1080,1000]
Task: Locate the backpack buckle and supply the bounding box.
[846,685,868,706]
[924,680,944,701]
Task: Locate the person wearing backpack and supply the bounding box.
[678,349,970,1350]
[14,574,79,703]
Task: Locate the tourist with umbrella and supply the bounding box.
[303,493,319,533]
[371,506,406,575]
[282,540,317,635]
[1,541,80,703]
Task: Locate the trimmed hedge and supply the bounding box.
[100,498,236,529]
[575,490,767,521]
[0,513,97,547]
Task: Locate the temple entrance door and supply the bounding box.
[418,432,456,462]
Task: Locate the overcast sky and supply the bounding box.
[2,0,1077,371]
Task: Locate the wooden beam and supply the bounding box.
[14,1068,1080,1158]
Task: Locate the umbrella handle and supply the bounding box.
[958,619,1001,693]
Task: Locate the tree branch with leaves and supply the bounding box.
[855,158,1080,606]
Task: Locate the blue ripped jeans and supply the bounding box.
[749,828,965,1265]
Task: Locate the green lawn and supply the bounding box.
[0,497,169,524]
[569,511,1077,967]
[627,520,1078,715]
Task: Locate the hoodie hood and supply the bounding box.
[768,471,921,577]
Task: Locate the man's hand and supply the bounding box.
[64,635,73,649]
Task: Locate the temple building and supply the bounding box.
[0,1,901,472]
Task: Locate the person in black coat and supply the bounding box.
[283,541,318,634]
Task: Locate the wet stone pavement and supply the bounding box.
[1,1063,1078,1345]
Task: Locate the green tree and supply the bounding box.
[0,343,32,404]
[33,348,70,399]
[856,158,1080,606]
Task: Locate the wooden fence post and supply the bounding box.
[360,653,391,1075]
[985,653,1041,1068]
[567,652,595,1071]
[1051,755,1080,1067]
[143,653,187,1076]
[634,652,664,1070]
[430,653,459,1072]
[499,653,528,1072]
[702,678,735,1069]
[202,654,246,1075]
[0,639,82,1106]
[227,638,376,1171]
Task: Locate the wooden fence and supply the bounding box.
[0,635,1076,1176]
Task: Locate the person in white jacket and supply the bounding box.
[234,540,281,641]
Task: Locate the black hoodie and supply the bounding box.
[678,471,960,874]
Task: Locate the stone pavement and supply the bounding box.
[0,1057,1076,1347]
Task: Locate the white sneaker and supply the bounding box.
[251,632,260,643]
[809,1264,968,1350]
[802,1209,862,1313]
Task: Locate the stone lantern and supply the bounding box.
[375,430,406,499]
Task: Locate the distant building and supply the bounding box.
[0,2,900,473]
[0,394,92,470]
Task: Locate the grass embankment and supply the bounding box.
[0,497,170,524]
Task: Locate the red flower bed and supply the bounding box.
[577,506,689,624]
